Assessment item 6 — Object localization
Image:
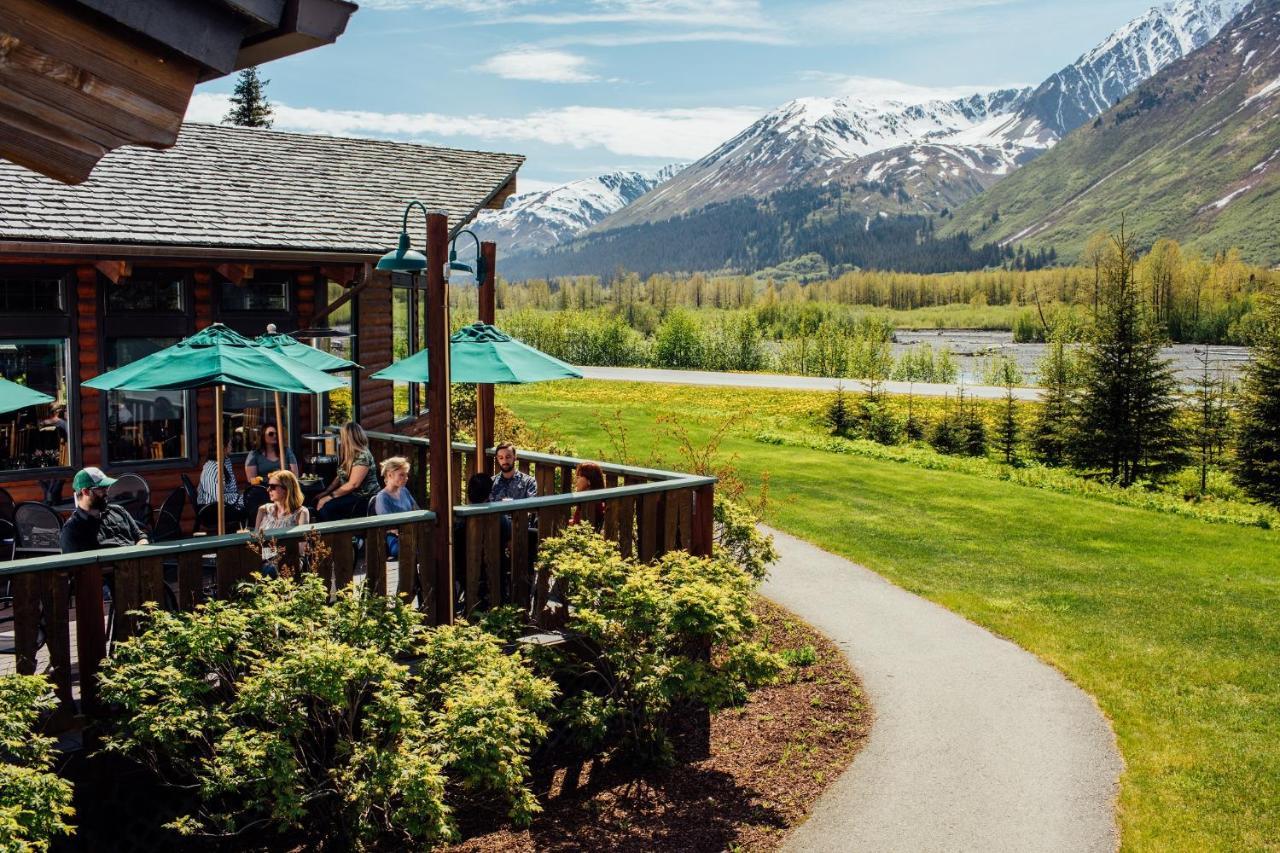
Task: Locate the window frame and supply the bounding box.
[392,272,430,426]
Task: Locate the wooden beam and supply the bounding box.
[93,259,132,284]
[484,174,518,210]
[477,241,497,475]
[425,212,454,626]
[311,262,373,326]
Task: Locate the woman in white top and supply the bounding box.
[255,469,309,576]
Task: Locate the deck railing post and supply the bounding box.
[693,483,715,557]
[425,211,454,626]
[478,241,497,476]
[73,561,107,713]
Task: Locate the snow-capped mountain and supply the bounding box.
[1019,0,1246,136]
[470,165,684,254]
[594,0,1245,232]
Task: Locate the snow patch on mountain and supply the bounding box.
[471,165,686,254]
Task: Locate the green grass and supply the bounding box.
[503,380,1280,852]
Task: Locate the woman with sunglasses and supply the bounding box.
[245,424,299,482]
[255,469,309,576]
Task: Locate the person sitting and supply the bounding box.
[570,461,607,530]
[316,422,380,522]
[60,467,150,554]
[244,424,299,482]
[489,442,536,502]
[453,472,513,612]
[372,456,418,559]
[198,438,244,509]
[255,470,309,576]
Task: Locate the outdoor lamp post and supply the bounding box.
[377,202,454,625]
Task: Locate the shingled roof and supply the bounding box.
[0,123,524,256]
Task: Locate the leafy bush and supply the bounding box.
[537,525,783,765]
[713,496,779,582]
[780,644,818,668]
[98,576,555,848]
[0,676,75,852]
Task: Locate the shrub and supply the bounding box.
[713,495,779,582]
[98,575,556,848]
[536,525,783,765]
[825,384,855,436]
[0,676,75,852]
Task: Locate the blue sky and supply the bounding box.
[189,0,1159,190]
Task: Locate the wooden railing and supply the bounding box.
[0,436,716,730]
[0,509,436,723]
[367,432,717,622]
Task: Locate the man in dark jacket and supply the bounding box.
[60,467,149,554]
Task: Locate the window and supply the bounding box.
[0,339,70,473]
[220,279,289,312]
[104,338,188,464]
[0,273,63,313]
[317,280,355,430]
[392,274,428,422]
[106,273,183,313]
[222,387,289,458]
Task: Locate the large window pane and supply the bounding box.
[0,339,69,472]
[220,279,289,312]
[316,281,354,430]
[222,387,288,457]
[0,273,64,313]
[106,274,183,313]
[105,338,188,464]
[393,284,412,421]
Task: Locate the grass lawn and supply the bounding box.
[502,380,1280,852]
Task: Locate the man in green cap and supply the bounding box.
[60,466,149,554]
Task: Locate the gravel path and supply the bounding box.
[577,366,1041,400]
[761,527,1123,852]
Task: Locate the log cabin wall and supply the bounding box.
[0,256,357,524]
[355,271,395,434]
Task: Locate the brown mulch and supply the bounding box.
[448,597,871,853]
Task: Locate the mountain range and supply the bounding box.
[487,0,1253,278]
[943,0,1280,264]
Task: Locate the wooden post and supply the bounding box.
[693,483,715,557]
[477,241,497,475]
[74,561,107,713]
[425,212,454,626]
[215,384,225,535]
[273,391,287,463]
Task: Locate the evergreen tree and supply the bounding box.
[1191,345,1233,496]
[1234,288,1280,505]
[1030,338,1076,466]
[223,67,274,128]
[1070,227,1186,485]
[826,383,853,437]
[992,357,1023,464]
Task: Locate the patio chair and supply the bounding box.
[241,485,270,525]
[107,473,152,530]
[0,487,15,527]
[13,501,63,557]
[194,502,245,534]
[151,488,187,542]
[0,517,44,657]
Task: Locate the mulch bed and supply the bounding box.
[449,597,871,853]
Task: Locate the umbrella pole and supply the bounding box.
[273,391,286,469]
[215,384,225,536]
[475,391,484,474]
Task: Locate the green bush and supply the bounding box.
[713,496,779,582]
[0,676,75,852]
[98,576,555,848]
[536,525,783,765]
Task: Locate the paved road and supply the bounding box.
[761,527,1122,852]
[577,366,1042,401]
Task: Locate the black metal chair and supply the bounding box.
[151,488,187,542]
[0,519,44,657]
[242,485,270,526]
[180,473,200,512]
[0,486,15,527]
[107,473,152,530]
[13,501,64,557]
[195,502,246,534]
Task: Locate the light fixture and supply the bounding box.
[448,228,485,281]
[376,200,433,272]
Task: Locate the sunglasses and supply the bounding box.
[267,483,285,491]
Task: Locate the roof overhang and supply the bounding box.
[0,0,356,185]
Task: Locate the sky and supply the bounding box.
[188,0,1162,192]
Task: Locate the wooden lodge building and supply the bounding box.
[0,121,522,509]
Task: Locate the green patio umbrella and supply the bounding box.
[85,324,344,534]
[371,323,583,384]
[256,325,360,459]
[0,377,54,415]
[372,322,582,470]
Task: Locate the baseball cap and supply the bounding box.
[72,467,118,491]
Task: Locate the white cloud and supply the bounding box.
[187,93,760,161]
[793,0,1017,38]
[545,28,788,47]
[798,73,1027,104]
[479,49,597,83]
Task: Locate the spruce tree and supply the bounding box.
[993,357,1023,464]
[1070,227,1186,485]
[223,67,274,128]
[1030,339,1076,466]
[1191,345,1233,496]
[1234,288,1280,505]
